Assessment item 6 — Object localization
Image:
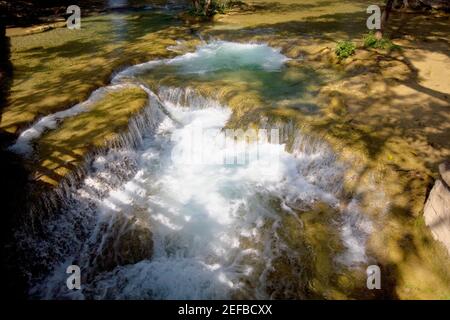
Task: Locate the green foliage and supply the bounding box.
[188,2,208,17]
[188,0,239,17]
[363,32,400,51]
[335,41,356,60]
[213,0,243,14]
[215,0,229,14]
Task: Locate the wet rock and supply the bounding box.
[395,0,426,10]
[424,163,450,255]
[91,213,153,275]
[419,0,450,10]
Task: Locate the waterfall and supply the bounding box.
[19,87,371,299]
[11,41,375,299]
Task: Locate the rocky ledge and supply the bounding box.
[424,160,450,255]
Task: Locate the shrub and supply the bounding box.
[363,32,400,51]
[335,41,356,60]
[189,0,237,17]
[215,1,229,14]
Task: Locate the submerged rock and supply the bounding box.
[91,213,153,275]
[424,161,450,255]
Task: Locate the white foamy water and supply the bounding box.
[112,40,289,81]
[167,40,289,73]
[27,87,372,299]
[14,41,373,299]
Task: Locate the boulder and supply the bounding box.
[424,168,450,255]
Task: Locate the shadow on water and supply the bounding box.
[195,66,329,107]
[140,61,335,121]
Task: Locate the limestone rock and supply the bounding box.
[424,179,450,255]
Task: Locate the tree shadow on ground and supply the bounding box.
[208,10,370,41]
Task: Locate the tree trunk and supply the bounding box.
[204,0,212,14]
[191,0,200,10]
[376,0,395,39]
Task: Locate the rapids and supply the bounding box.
[14,41,372,299]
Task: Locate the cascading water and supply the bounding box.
[13,41,373,299]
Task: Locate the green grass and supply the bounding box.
[363,31,400,51]
[335,41,356,60]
